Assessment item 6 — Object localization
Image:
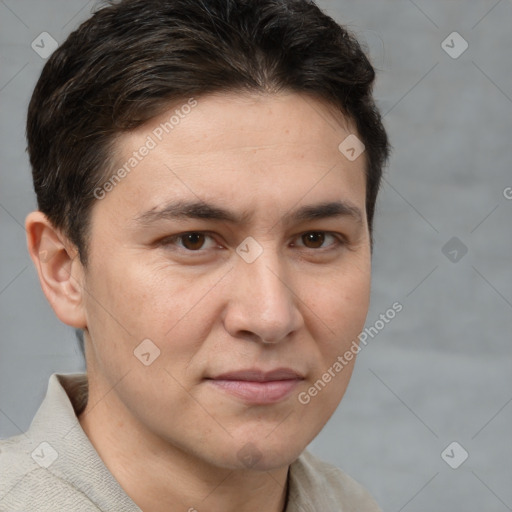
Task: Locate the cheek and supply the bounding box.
[86,255,184,331]
[297,268,370,429]
[308,258,371,338]
[304,258,371,389]
[84,256,222,372]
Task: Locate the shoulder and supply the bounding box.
[0,430,101,511]
[288,450,382,512]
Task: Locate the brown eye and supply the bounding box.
[158,231,218,254]
[294,231,344,251]
[301,232,326,249]
[180,232,206,250]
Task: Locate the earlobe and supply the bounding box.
[25,211,87,329]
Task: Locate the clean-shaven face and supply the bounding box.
[81,91,371,471]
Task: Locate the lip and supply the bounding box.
[207,368,304,404]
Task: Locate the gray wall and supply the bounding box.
[1,1,511,510]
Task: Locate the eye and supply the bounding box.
[293,231,344,250]
[162,232,218,251]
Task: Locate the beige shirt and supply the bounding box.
[0,373,381,511]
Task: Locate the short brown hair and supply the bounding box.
[27,0,389,267]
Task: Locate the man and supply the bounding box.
[0,0,389,510]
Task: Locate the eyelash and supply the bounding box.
[158,231,346,255]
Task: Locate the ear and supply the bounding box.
[25,211,87,329]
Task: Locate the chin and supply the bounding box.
[219,437,306,472]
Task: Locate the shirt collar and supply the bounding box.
[27,372,142,511]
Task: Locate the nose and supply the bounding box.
[222,246,304,344]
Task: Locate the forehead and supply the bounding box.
[147,91,353,151]
[96,91,367,227]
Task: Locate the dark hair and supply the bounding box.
[27,0,389,268]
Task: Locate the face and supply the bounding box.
[81,91,371,471]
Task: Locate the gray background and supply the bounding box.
[1,0,511,510]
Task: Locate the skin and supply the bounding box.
[26,91,371,512]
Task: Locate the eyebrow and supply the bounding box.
[134,199,363,227]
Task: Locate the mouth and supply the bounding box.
[206,368,304,404]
